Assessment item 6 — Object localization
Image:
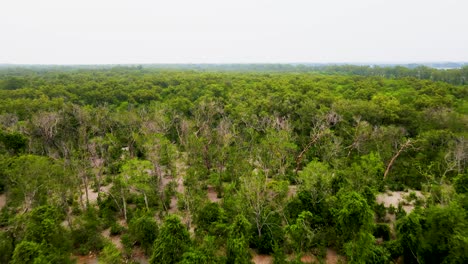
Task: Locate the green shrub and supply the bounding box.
[99,242,122,264]
[374,223,391,241]
[110,222,125,236]
[128,215,158,254]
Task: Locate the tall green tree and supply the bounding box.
[150,215,191,264]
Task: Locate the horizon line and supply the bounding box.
[1,61,467,66]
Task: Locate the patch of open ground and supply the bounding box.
[207,185,221,203]
[75,255,98,264]
[326,248,345,264]
[252,248,345,264]
[81,184,113,204]
[102,228,123,250]
[288,185,298,198]
[252,254,273,264]
[376,190,424,214]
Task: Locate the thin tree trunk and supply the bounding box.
[78,185,85,210]
[81,174,89,206]
[295,129,327,174]
[96,168,103,202]
[384,139,412,179]
[143,192,149,211]
[121,187,127,221]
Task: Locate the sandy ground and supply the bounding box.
[326,248,345,264]
[207,185,221,203]
[252,249,344,264]
[132,248,150,264]
[252,254,274,264]
[101,228,123,250]
[75,255,98,264]
[288,185,298,198]
[82,184,113,204]
[302,254,319,263]
[376,190,423,214]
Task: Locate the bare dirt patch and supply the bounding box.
[82,184,113,205]
[168,196,178,214]
[376,190,423,214]
[326,248,345,264]
[288,185,298,198]
[301,254,319,263]
[132,247,149,264]
[102,228,123,250]
[75,255,98,264]
[207,185,220,203]
[252,254,273,264]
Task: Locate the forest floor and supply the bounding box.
[207,184,221,203]
[81,183,113,205]
[376,190,423,214]
[101,218,127,250]
[251,248,344,264]
[376,190,424,223]
[252,254,274,264]
[74,254,98,264]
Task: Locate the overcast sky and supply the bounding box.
[1,0,467,64]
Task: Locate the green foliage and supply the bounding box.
[343,232,375,264]
[286,211,323,253]
[5,155,64,208]
[334,191,374,241]
[180,235,220,264]
[0,67,467,262]
[99,242,122,264]
[179,249,210,264]
[0,231,14,264]
[383,239,403,260]
[227,214,252,264]
[23,206,71,254]
[345,152,384,192]
[109,222,125,236]
[71,208,105,255]
[0,131,27,154]
[195,202,226,235]
[374,223,391,241]
[397,212,423,263]
[128,214,158,254]
[252,210,284,254]
[421,203,468,263]
[11,240,73,264]
[374,202,387,222]
[150,215,191,264]
[454,173,468,194]
[365,244,391,264]
[11,241,45,264]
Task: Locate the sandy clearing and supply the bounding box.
[207,185,220,203]
[75,255,98,264]
[326,248,345,264]
[376,190,423,214]
[82,184,113,205]
[252,254,273,264]
[102,228,123,250]
[288,185,298,198]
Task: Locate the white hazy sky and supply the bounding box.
[1,0,467,64]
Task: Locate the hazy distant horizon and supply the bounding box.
[2,0,467,64]
[1,62,467,67]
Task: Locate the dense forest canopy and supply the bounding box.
[0,66,467,263]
